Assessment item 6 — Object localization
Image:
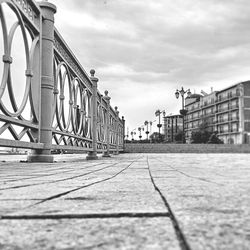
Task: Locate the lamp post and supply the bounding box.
[131,131,136,141]
[149,121,153,143]
[162,110,166,141]
[155,110,165,141]
[138,127,144,141]
[144,121,149,141]
[126,127,129,142]
[155,110,162,138]
[175,87,191,143]
[149,121,153,134]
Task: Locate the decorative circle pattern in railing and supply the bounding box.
[52,51,93,149]
[0,1,40,144]
[0,2,38,120]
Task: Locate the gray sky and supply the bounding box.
[51,0,250,137]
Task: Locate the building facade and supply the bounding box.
[163,114,183,142]
[185,81,250,144]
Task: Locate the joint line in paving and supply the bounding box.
[146,156,192,250]
[0,212,170,220]
[1,162,106,184]
[152,156,223,186]
[25,157,142,209]
[0,162,119,191]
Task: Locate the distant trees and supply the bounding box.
[208,132,224,144]
[174,130,184,143]
[149,132,165,143]
[191,119,223,144]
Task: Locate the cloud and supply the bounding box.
[51,0,250,136]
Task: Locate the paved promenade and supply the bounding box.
[0,153,250,250]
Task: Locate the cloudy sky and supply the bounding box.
[51,0,250,137]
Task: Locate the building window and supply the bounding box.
[217,105,221,112]
[228,91,232,98]
[219,126,224,133]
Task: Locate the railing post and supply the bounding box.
[113,106,119,155]
[86,69,98,160]
[103,90,111,158]
[27,1,56,163]
[122,116,125,151]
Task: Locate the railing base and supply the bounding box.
[102,152,111,158]
[27,154,54,163]
[86,152,98,160]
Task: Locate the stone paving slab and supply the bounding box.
[0,154,178,250]
[147,154,250,250]
[0,153,250,249]
[0,218,179,250]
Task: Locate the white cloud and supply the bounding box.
[50,0,250,136]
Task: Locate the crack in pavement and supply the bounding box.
[24,156,143,208]
[0,162,119,191]
[0,212,170,220]
[146,156,192,250]
[0,163,105,184]
[152,157,223,186]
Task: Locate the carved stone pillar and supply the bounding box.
[28,1,56,163]
[103,90,111,157]
[122,116,125,151]
[86,69,98,160]
[113,106,119,155]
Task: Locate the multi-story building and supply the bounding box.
[185,81,250,144]
[163,114,183,142]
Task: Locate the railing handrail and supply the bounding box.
[54,29,93,92]
[0,0,125,161]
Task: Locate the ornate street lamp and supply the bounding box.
[149,121,153,133]
[155,110,162,138]
[144,121,149,141]
[130,131,136,141]
[138,127,141,140]
[162,110,166,141]
[138,127,144,141]
[175,87,191,143]
[155,110,165,140]
[149,121,153,142]
[126,127,129,141]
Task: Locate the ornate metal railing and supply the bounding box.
[0,0,125,162]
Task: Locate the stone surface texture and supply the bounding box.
[0,153,250,250]
[125,143,250,153]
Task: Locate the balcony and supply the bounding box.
[218,128,239,135]
[202,111,214,117]
[216,115,239,124]
[217,109,228,114]
[186,114,200,122]
[216,103,239,114]
[216,119,227,125]
[218,130,226,134]
[229,104,239,110]
[216,92,240,104]
[230,128,239,133]
[186,107,200,114]
[201,101,215,109]
[229,116,239,121]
